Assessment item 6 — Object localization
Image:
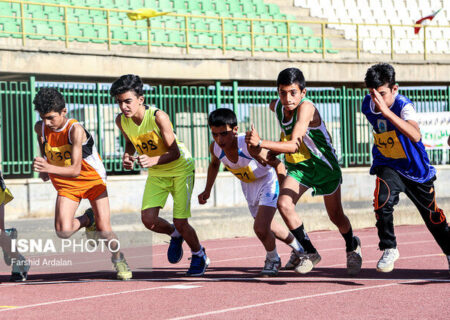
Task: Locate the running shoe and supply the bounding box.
[347,236,363,276]
[376,248,399,273]
[294,252,321,274]
[111,252,132,280]
[10,254,30,282]
[167,236,184,264]
[284,250,300,270]
[260,258,281,277]
[186,248,209,276]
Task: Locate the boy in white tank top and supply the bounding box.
[198,109,305,276]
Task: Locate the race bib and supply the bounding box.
[45,143,72,167]
[374,130,407,159]
[225,165,256,183]
[280,132,311,164]
[133,131,167,157]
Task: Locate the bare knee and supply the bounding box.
[173,219,189,233]
[277,197,295,215]
[55,227,72,239]
[253,224,270,240]
[141,212,158,230]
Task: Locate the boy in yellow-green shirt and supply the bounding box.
[112,74,209,276]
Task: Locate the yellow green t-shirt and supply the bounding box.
[121,106,195,177]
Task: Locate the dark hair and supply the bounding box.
[208,108,237,128]
[364,63,396,89]
[277,68,306,90]
[33,88,66,114]
[110,74,144,97]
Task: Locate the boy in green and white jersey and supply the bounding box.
[246,68,362,275]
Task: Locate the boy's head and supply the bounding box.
[110,74,145,118]
[208,108,238,148]
[365,63,398,107]
[276,68,307,111]
[33,88,68,130]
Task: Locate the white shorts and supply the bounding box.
[241,170,279,218]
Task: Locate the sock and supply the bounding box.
[341,227,357,252]
[170,226,181,238]
[192,246,205,257]
[266,248,279,261]
[288,238,305,254]
[290,224,317,254]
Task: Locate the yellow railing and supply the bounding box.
[0,0,448,60]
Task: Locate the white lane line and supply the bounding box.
[162,284,202,289]
[0,282,199,313]
[168,279,432,320]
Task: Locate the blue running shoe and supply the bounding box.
[186,248,209,276]
[167,236,184,264]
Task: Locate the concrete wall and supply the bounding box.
[4,166,450,219]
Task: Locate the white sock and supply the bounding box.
[192,246,205,257]
[170,226,181,238]
[266,248,279,261]
[288,238,304,254]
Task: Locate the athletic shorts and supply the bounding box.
[57,182,106,202]
[243,171,279,218]
[142,173,195,219]
[0,187,13,205]
[286,161,341,196]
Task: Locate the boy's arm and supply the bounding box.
[136,110,181,168]
[447,135,450,147]
[33,124,85,178]
[372,90,421,143]
[34,121,50,181]
[115,114,137,170]
[198,143,221,204]
[248,146,286,184]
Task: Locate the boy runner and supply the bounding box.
[246,68,363,275]
[362,63,450,273]
[32,88,132,280]
[112,74,209,276]
[198,108,305,276]
[0,171,30,281]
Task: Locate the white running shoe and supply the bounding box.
[347,236,363,276]
[294,252,321,274]
[376,248,399,273]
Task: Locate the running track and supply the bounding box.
[0,225,449,319]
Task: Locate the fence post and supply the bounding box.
[30,76,39,178]
[215,81,221,109]
[95,83,103,158]
[232,81,238,118]
[340,86,349,168]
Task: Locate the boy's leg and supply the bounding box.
[403,177,450,258]
[141,207,174,235]
[324,186,362,275]
[373,166,404,272]
[89,190,132,280]
[54,195,89,239]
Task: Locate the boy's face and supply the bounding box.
[369,84,398,108]
[210,124,238,149]
[278,83,307,111]
[115,90,144,118]
[40,109,67,131]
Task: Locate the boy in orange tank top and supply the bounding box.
[32,88,132,280]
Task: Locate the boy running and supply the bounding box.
[246,68,363,275]
[32,88,132,280]
[0,171,30,281]
[362,63,450,273]
[198,108,305,276]
[112,74,209,276]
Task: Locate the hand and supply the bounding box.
[39,172,50,182]
[122,153,135,170]
[370,89,389,114]
[198,190,210,205]
[245,123,261,147]
[32,157,49,173]
[137,155,157,168]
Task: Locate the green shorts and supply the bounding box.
[286,161,342,196]
[142,173,195,219]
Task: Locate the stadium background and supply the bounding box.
[0,0,449,235]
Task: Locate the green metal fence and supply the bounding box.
[1,78,449,177]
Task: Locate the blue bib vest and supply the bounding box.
[361,93,435,183]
